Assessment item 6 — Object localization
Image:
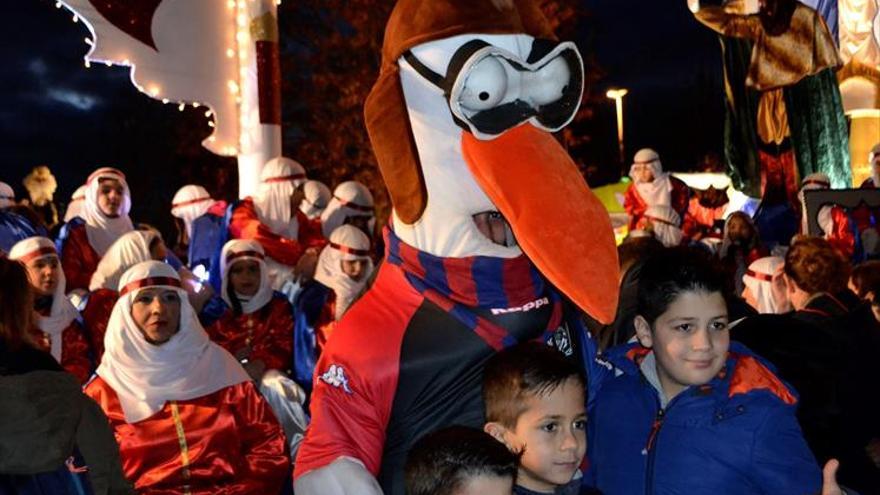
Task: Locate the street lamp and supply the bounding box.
[606,88,628,164]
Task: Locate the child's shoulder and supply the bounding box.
[723,343,798,408]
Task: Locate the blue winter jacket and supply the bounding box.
[586,341,821,495]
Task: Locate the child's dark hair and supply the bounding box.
[637,247,727,325]
[482,342,585,428]
[404,426,518,495]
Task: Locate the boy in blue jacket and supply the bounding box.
[587,247,822,494]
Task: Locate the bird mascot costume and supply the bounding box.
[294,1,619,493]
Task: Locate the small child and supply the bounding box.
[482,342,589,495]
[587,247,821,494]
[405,425,519,495]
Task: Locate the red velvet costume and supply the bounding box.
[228,199,305,266]
[81,288,119,362]
[28,320,91,384]
[295,210,327,251]
[85,379,289,494]
[206,295,294,373]
[59,220,102,292]
[623,176,690,230]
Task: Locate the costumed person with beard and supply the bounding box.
[58,168,134,292]
[63,185,87,224]
[741,255,791,314]
[22,165,60,231]
[293,1,620,493]
[320,181,376,240]
[636,204,684,247]
[169,184,227,288]
[9,237,92,383]
[292,224,373,392]
[84,261,289,494]
[798,173,858,259]
[688,0,850,207]
[718,211,768,295]
[202,239,309,458]
[228,157,319,290]
[298,179,332,245]
[623,148,690,231]
[82,230,170,361]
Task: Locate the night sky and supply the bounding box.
[1,0,725,232]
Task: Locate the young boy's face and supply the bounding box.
[454,474,514,495]
[489,378,587,493]
[635,290,730,401]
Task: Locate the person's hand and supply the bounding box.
[294,248,320,282]
[822,459,843,495]
[243,359,266,383]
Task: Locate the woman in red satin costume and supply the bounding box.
[9,236,92,383]
[58,167,134,292]
[205,239,308,458]
[84,261,289,494]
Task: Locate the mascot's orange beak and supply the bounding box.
[462,124,619,324]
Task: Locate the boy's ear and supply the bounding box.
[633,315,654,348]
[484,422,511,448]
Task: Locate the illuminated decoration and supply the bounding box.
[838,0,880,67]
[836,0,880,187]
[55,0,283,197]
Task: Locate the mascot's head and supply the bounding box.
[365,0,618,323]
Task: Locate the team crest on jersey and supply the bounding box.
[551,324,573,356]
[320,364,353,394]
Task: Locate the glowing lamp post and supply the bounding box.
[606,88,628,164]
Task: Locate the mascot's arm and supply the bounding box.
[688,0,762,39]
[294,457,383,495]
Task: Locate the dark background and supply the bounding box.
[0,0,725,239]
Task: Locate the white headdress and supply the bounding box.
[314,225,374,319]
[320,181,375,238]
[89,230,158,291]
[743,256,790,314]
[220,239,274,315]
[170,185,214,239]
[629,148,672,209]
[254,157,307,239]
[96,261,248,423]
[81,168,134,256]
[299,180,332,220]
[0,182,15,208]
[9,237,79,361]
[63,185,87,223]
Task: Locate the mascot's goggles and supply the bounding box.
[404,39,584,140]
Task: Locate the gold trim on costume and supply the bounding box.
[170,402,192,495]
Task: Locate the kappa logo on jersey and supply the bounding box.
[320,364,353,394]
[490,296,550,315]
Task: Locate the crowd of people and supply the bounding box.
[1,144,879,494]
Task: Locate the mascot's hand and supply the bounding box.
[294,457,383,495]
[821,459,843,495]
